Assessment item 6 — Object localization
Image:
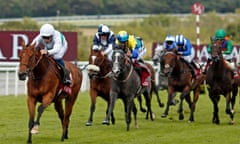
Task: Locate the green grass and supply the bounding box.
[1,90,240,144]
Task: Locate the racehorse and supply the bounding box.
[86,48,114,126]
[152,46,168,90]
[18,42,82,144]
[102,49,154,130]
[161,49,204,122]
[206,38,238,124]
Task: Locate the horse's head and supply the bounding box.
[211,38,223,62]
[87,49,108,79]
[162,51,177,76]
[18,42,41,80]
[112,49,127,78]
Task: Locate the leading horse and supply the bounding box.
[18,42,82,144]
[161,49,204,122]
[206,38,238,124]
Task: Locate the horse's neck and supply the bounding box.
[99,59,112,76]
[212,58,226,72]
[32,56,56,78]
[173,59,186,73]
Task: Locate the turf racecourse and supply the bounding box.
[1,90,240,144]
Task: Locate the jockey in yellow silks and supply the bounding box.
[116,30,149,86]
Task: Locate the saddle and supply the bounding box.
[133,60,151,86]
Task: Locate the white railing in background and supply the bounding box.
[0,61,158,96]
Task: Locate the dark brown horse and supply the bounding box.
[161,50,204,122]
[18,43,82,144]
[206,38,238,124]
[86,48,114,126]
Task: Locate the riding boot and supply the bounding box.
[62,67,72,86]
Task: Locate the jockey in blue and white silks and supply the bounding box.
[92,24,116,61]
[175,34,200,79]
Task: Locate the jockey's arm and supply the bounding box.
[223,40,232,55]
[103,34,115,55]
[92,34,101,50]
[47,36,62,55]
[182,41,192,56]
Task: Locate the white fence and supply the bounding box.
[0,61,158,96]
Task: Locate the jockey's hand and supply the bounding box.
[40,49,48,55]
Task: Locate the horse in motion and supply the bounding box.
[86,48,114,126]
[161,50,204,122]
[102,49,154,130]
[206,38,238,124]
[18,42,82,144]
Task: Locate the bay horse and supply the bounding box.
[206,38,238,124]
[18,42,82,144]
[85,48,114,126]
[161,49,204,122]
[102,49,154,131]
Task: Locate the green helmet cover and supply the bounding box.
[215,29,226,39]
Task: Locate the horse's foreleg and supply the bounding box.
[86,91,97,126]
[225,93,234,124]
[107,102,115,125]
[210,95,220,124]
[178,92,189,120]
[132,101,138,129]
[27,97,37,144]
[126,97,134,131]
[102,92,117,125]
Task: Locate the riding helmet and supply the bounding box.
[40,23,55,37]
[215,29,226,39]
[117,30,129,43]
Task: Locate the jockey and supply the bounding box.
[206,29,238,78]
[116,30,149,86]
[175,34,201,79]
[92,24,116,61]
[31,23,71,86]
[163,35,177,51]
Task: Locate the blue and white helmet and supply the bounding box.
[175,34,185,46]
[98,24,110,35]
[164,35,176,50]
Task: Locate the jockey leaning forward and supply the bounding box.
[92,24,116,61]
[31,23,71,86]
[205,29,238,78]
[116,30,149,86]
[175,34,201,79]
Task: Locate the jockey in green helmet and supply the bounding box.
[205,29,238,78]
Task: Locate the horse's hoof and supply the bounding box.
[140,108,147,113]
[102,120,110,125]
[179,114,184,120]
[229,119,234,125]
[151,113,156,121]
[85,121,92,126]
[159,103,164,108]
[31,125,39,134]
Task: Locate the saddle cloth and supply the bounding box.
[133,61,151,86]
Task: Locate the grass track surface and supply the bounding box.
[1,90,240,144]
